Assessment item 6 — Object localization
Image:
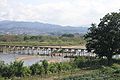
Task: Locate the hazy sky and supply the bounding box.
[0,0,120,26]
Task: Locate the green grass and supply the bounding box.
[60,63,120,80]
[0,41,85,46]
[10,69,94,80]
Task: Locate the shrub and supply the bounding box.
[74,57,87,68]
[42,60,48,75]
[61,62,72,71]
[49,63,58,73]
[0,61,31,78]
[112,64,120,74]
[100,66,115,74]
[21,66,31,76]
[0,61,5,76]
[30,62,44,75]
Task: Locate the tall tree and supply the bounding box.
[84,12,120,64]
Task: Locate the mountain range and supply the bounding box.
[0,20,88,35]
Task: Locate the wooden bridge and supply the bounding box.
[0,45,95,57]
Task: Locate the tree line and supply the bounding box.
[0,34,83,42]
[0,34,85,46]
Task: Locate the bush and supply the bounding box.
[61,62,72,71]
[49,63,58,73]
[30,62,44,75]
[21,66,31,76]
[1,64,11,78]
[0,61,5,76]
[100,66,115,74]
[74,57,87,68]
[9,61,26,77]
[42,60,48,75]
[0,61,31,78]
[112,64,120,74]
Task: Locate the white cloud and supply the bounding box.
[0,0,120,26]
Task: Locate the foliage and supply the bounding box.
[30,62,44,75]
[0,61,5,76]
[0,61,31,78]
[42,60,49,75]
[61,34,74,37]
[84,12,120,64]
[74,57,86,68]
[9,61,31,77]
[21,66,31,76]
[61,65,120,80]
[48,63,58,73]
[0,34,85,46]
[73,56,117,69]
[0,77,4,80]
[1,57,120,79]
[61,62,72,71]
[0,59,77,79]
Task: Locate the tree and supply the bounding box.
[61,34,74,37]
[84,12,120,64]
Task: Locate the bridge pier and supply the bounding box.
[0,45,89,57]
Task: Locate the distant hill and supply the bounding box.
[0,20,88,35]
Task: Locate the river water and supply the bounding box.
[0,49,95,66]
[0,53,70,66]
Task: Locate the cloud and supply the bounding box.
[0,0,120,26]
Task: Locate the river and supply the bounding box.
[0,53,70,66]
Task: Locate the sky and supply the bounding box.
[0,0,120,26]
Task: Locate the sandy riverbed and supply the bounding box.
[16,55,70,63]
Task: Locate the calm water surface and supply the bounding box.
[0,53,69,66]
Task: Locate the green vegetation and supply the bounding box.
[84,12,120,64]
[60,12,120,80]
[0,61,31,78]
[61,64,120,80]
[0,34,85,46]
[0,57,120,80]
[0,59,76,79]
[0,11,120,80]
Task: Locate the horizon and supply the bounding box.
[0,0,120,26]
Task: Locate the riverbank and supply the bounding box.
[0,54,70,66]
[16,55,70,63]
